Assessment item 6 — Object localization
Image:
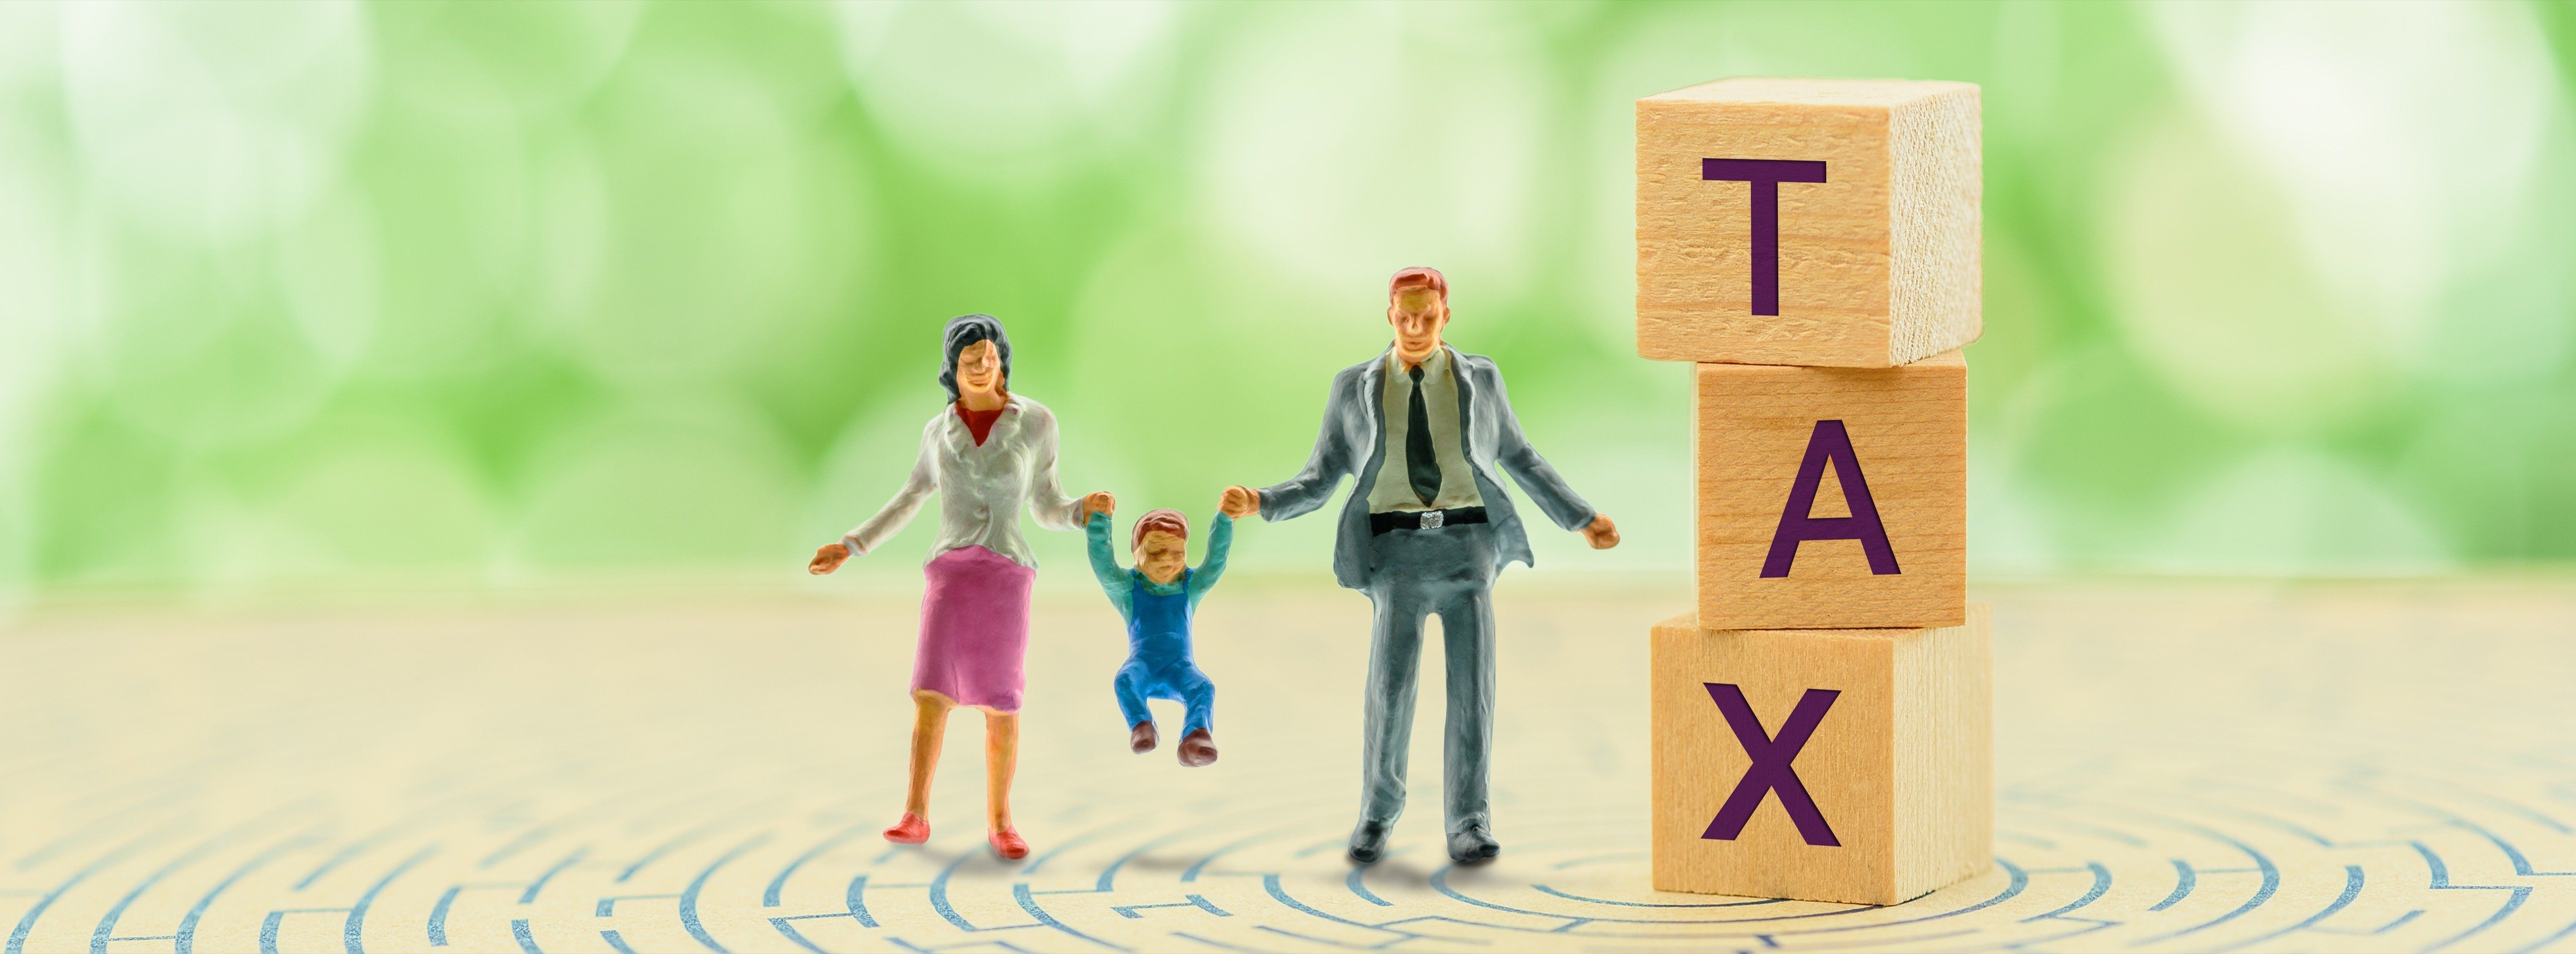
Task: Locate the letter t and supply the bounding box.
[1702,158,1828,316]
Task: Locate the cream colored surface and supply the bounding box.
[1365,346,1485,513]
[1637,77,1981,367]
[1650,606,1992,905]
[5,583,2575,952]
[1694,350,1967,629]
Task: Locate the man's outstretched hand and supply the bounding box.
[1081,491,1117,521]
[1219,486,1260,519]
[1582,514,1619,550]
[809,542,852,575]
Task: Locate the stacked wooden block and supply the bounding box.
[1637,78,1992,906]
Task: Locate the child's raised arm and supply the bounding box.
[1187,513,1233,604]
[1085,511,1134,617]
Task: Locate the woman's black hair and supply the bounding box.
[938,313,1012,401]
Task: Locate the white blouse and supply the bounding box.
[842,393,1083,568]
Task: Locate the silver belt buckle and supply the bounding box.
[1419,510,1445,530]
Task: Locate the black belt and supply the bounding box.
[1369,506,1488,535]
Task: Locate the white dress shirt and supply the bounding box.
[1366,345,1485,513]
[843,393,1083,568]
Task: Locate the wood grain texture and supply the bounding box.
[1694,350,1965,630]
[1650,605,1992,905]
[1637,77,1980,367]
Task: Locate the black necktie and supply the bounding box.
[1406,363,1440,507]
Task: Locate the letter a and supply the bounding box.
[1761,419,1899,578]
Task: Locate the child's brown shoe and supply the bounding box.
[1178,729,1217,767]
[1130,721,1158,753]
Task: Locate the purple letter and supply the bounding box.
[1760,419,1899,578]
[1701,158,1828,316]
[1702,683,1841,847]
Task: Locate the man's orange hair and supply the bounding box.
[1388,266,1447,301]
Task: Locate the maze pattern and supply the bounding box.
[5,585,2575,952]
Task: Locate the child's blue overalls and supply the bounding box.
[1113,568,1215,736]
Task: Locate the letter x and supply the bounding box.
[1702,683,1841,847]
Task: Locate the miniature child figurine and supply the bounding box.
[1084,506,1230,767]
[808,313,1112,862]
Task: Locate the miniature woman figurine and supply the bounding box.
[808,314,1112,861]
[1083,506,1231,766]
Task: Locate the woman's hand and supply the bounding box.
[1080,491,1116,521]
[809,542,853,574]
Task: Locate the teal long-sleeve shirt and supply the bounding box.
[1085,512,1231,622]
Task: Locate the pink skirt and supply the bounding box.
[911,545,1036,712]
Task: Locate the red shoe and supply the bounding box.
[883,813,930,844]
[989,827,1029,860]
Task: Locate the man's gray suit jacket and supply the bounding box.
[1258,345,1598,589]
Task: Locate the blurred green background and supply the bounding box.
[0,0,2572,602]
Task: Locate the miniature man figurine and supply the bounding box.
[1084,506,1231,766]
[1222,267,1619,865]
[808,313,1112,862]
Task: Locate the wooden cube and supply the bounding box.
[1637,77,1980,367]
[1695,350,1964,630]
[1650,606,1992,905]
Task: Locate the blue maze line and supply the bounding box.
[89,809,297,954]
[1247,923,1479,951]
[676,832,772,954]
[9,820,185,954]
[593,894,676,917]
[599,928,635,954]
[429,883,523,945]
[2413,842,2536,953]
[260,908,345,954]
[2211,864,2365,953]
[766,871,880,954]
[2005,862,2118,949]
[616,818,733,883]
[1029,799,1319,895]
[179,831,321,954]
[927,850,1038,933]
[420,848,587,946]
[1526,885,1787,909]
[765,823,868,907]
[1347,866,1390,907]
[2118,810,2282,946]
[2309,908,2423,936]
[1110,895,1228,919]
[521,847,586,904]
[10,787,188,872]
[1439,859,2033,944]
[1019,810,1152,878]
[885,937,1033,953]
[1009,883,1131,951]
[1168,930,1267,952]
[341,844,436,954]
[510,918,540,954]
[1421,863,1901,932]
[1179,822,1310,883]
[1259,874,1479,948]
[2151,860,2195,912]
[2007,812,2152,848]
[2223,792,2565,951]
[478,787,653,869]
[1546,851,1646,870]
[2510,915,2576,954]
